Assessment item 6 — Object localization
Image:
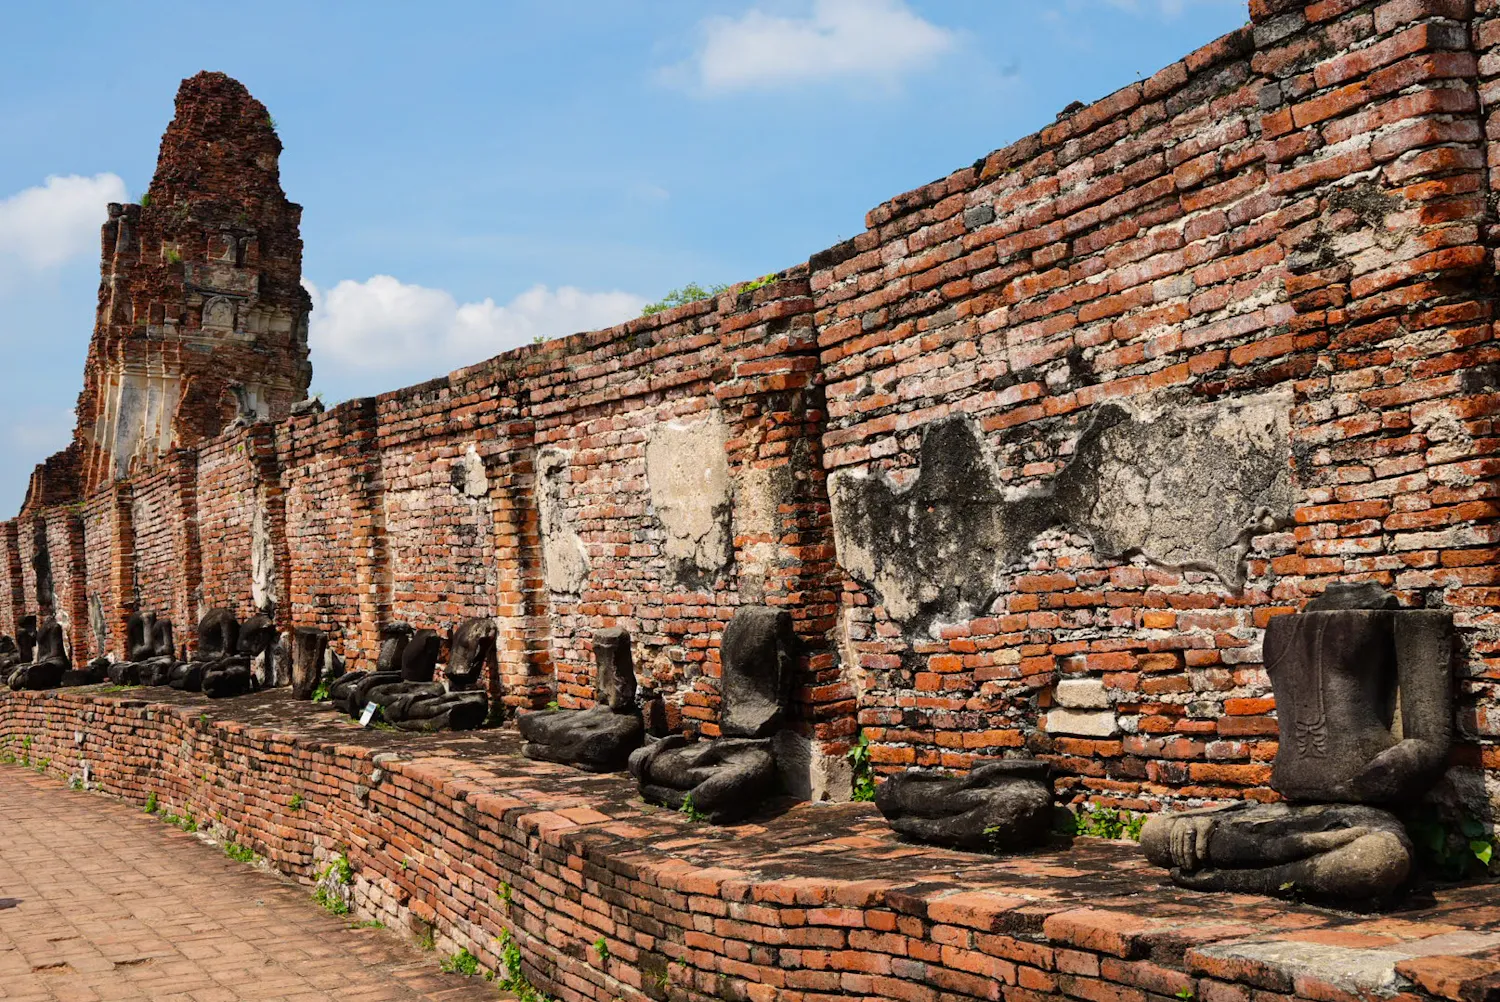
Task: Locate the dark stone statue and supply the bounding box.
[1264,586,1452,805]
[239,614,280,688]
[8,616,70,691]
[327,620,489,731]
[183,608,261,699]
[1140,802,1412,904]
[519,627,644,771]
[628,606,797,821]
[291,627,329,699]
[0,635,24,676]
[329,623,408,712]
[876,759,1055,853]
[109,612,178,686]
[1139,583,1453,906]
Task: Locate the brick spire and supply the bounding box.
[68,71,313,498]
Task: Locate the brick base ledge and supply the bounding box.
[2,689,1496,1002]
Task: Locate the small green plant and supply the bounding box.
[495,929,553,1002]
[21,736,32,766]
[532,335,546,345]
[178,811,197,833]
[70,776,83,791]
[497,881,513,907]
[441,948,480,976]
[33,757,50,774]
[139,192,152,207]
[418,925,436,951]
[678,794,707,823]
[593,936,610,962]
[640,282,730,317]
[654,965,673,992]
[1067,802,1147,841]
[289,792,304,810]
[1176,989,1195,1001]
[1406,810,1494,880]
[310,679,331,703]
[353,919,385,929]
[545,700,560,711]
[847,732,876,802]
[223,842,256,863]
[265,114,277,129]
[740,273,777,293]
[145,791,158,814]
[165,247,182,264]
[313,853,354,915]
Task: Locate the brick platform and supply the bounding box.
[0,762,501,1001]
[2,688,1497,1002]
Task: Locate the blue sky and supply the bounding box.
[0,0,1246,514]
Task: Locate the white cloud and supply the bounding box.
[0,174,127,276]
[683,0,955,93]
[304,275,647,374]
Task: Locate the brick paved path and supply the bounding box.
[0,765,504,1002]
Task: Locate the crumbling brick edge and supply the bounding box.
[1,689,1488,1002]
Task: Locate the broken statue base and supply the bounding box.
[1139,802,1412,907]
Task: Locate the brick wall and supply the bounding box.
[4,0,1498,814]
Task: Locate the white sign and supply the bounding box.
[359,702,379,727]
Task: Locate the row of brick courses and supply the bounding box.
[6,689,1495,1002]
[808,0,1500,807]
[195,429,263,622]
[0,0,1497,810]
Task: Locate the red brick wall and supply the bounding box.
[3,0,1497,816]
[81,493,118,661]
[196,430,264,621]
[0,522,23,639]
[278,401,384,670]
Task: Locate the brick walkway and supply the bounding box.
[0,765,504,1002]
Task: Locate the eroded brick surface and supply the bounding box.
[3,689,1500,1002]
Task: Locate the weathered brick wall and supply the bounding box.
[81,493,118,660]
[814,0,1500,812]
[196,429,266,622]
[4,0,1498,815]
[0,522,23,640]
[278,401,384,670]
[129,456,200,646]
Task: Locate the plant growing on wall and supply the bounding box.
[847,733,876,802]
[640,282,730,317]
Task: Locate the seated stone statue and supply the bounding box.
[519,627,643,771]
[876,758,1055,853]
[344,624,489,732]
[1140,802,1412,904]
[188,608,261,699]
[109,612,178,685]
[628,606,796,822]
[291,626,331,699]
[0,635,25,676]
[239,614,280,688]
[8,616,71,691]
[1139,583,1452,906]
[329,622,409,712]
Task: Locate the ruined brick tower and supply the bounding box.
[71,71,312,497]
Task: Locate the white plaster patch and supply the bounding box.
[536,447,591,595]
[645,413,733,582]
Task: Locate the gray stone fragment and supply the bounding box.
[1139,802,1412,908]
[1044,708,1118,737]
[1054,678,1109,709]
[719,606,797,739]
[876,759,1054,853]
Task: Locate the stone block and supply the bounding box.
[1054,679,1110,709]
[1045,709,1119,738]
